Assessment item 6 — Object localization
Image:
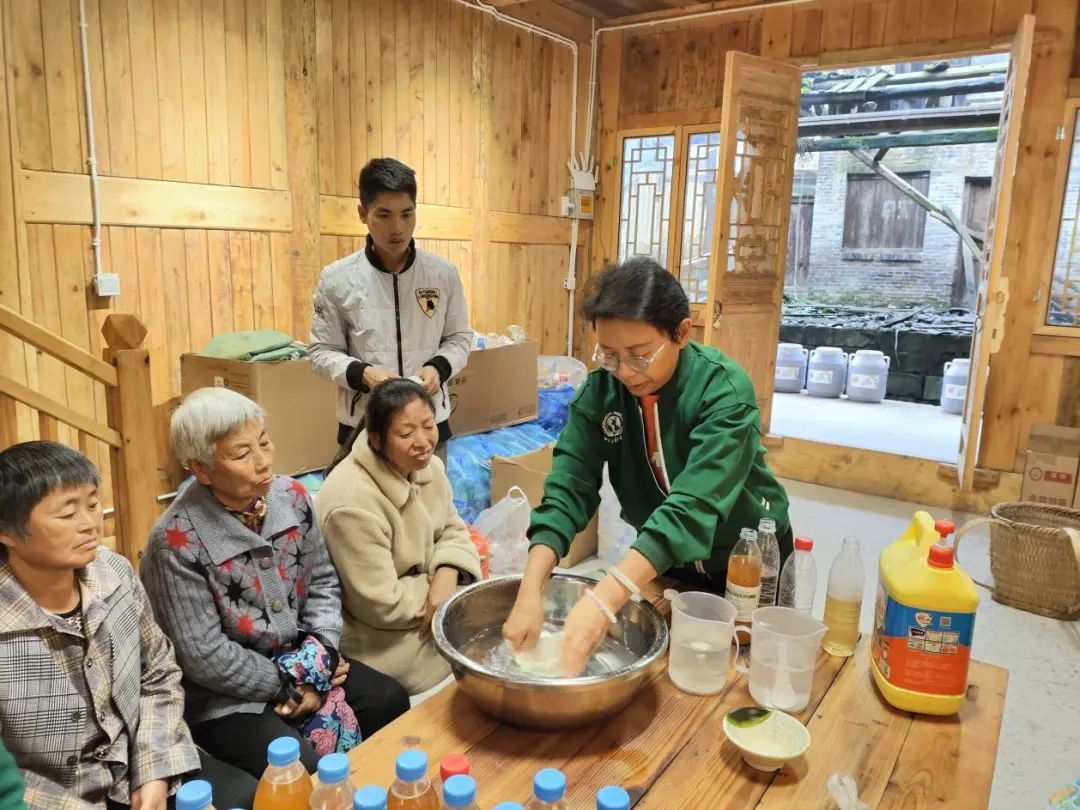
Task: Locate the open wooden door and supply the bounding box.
[958,16,1035,490]
[703,51,802,433]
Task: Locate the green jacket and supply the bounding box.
[530,341,789,575]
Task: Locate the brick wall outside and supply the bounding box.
[791,142,997,307]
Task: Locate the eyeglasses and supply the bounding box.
[593,342,667,375]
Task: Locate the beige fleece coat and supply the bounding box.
[315,433,481,694]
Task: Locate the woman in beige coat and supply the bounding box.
[316,379,482,694]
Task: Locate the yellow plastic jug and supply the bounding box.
[870,517,979,715]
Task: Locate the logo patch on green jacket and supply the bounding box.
[602,411,624,443]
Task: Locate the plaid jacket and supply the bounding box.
[0,548,199,808]
[141,476,343,724]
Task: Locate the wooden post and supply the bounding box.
[102,314,159,562]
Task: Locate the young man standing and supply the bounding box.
[310,157,472,462]
[0,442,256,809]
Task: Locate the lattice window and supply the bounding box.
[1049,108,1080,328]
[679,132,721,303]
[618,135,675,265]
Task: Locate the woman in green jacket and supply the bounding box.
[503,257,792,675]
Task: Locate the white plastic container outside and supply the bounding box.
[845,350,890,403]
[806,347,847,398]
[940,358,970,415]
[774,343,809,394]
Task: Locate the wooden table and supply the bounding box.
[347,584,1008,808]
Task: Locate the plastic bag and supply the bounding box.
[538,355,588,389]
[474,485,532,575]
[597,464,636,565]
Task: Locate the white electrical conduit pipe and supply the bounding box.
[452,0,582,356]
[77,0,105,285]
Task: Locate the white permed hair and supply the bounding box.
[171,387,265,467]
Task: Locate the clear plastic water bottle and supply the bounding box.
[311,753,355,810]
[757,518,781,607]
[778,536,818,614]
[176,780,214,810]
[354,786,388,810]
[596,785,630,810]
[823,537,865,658]
[524,769,568,810]
[442,775,478,810]
[493,805,524,810]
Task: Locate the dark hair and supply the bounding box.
[325,379,435,476]
[581,256,690,341]
[0,441,99,539]
[358,158,418,207]
[365,379,435,459]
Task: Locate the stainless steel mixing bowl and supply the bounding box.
[432,574,669,729]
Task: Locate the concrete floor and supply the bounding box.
[417,479,1079,807]
[771,391,962,463]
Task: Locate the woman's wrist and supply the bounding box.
[592,577,630,614]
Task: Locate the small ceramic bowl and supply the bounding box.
[722,707,811,772]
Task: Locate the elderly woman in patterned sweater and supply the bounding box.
[141,387,409,780]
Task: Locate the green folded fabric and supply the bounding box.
[250,343,308,362]
[201,330,299,361]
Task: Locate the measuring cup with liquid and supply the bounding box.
[745,606,827,713]
[664,590,741,695]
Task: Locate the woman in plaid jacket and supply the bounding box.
[0,442,255,809]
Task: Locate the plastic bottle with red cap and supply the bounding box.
[778,536,818,614]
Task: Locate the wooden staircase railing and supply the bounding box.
[0,306,158,561]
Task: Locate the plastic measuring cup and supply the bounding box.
[664,590,741,695]
[744,606,827,712]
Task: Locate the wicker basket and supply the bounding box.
[981,502,1080,620]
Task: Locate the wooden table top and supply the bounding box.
[347,584,1008,809]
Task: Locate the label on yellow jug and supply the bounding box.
[871,586,974,696]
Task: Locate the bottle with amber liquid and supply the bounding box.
[725,528,762,645]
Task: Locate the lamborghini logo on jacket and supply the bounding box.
[416,288,440,318]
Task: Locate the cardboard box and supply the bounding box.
[490,444,599,569]
[181,355,339,476]
[1021,425,1080,509]
[448,342,539,437]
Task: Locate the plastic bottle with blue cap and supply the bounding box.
[310,752,356,810]
[176,779,214,810]
[253,736,313,810]
[596,785,630,810]
[354,786,388,810]
[388,750,438,809]
[524,768,568,810]
[441,774,478,809]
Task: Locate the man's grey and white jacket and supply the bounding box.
[308,239,472,428]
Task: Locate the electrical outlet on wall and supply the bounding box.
[93,273,121,297]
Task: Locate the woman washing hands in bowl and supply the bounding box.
[502,258,792,676]
[317,379,482,694]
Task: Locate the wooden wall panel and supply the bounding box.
[0,0,591,506]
